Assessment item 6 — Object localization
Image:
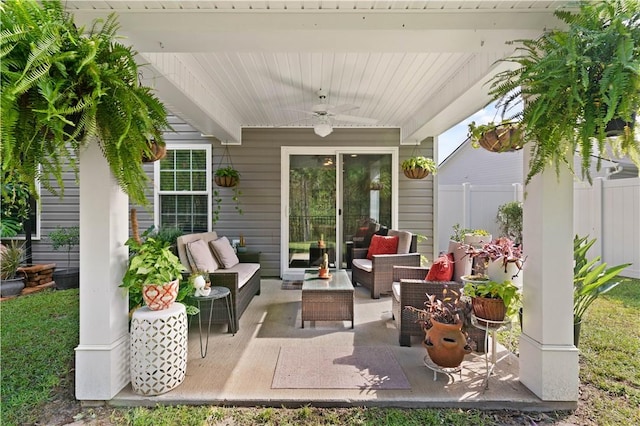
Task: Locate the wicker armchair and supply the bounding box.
[391,266,463,346]
[351,231,420,299]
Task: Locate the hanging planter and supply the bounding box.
[141,139,167,163]
[468,121,524,153]
[212,146,243,225]
[214,146,240,187]
[401,156,437,180]
[214,171,239,188]
[604,114,636,137]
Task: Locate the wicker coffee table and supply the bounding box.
[301,269,354,328]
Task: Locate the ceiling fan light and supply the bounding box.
[314,123,333,137]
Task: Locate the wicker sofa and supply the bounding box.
[176,231,260,332]
[351,230,420,299]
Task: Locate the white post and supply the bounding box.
[519,150,579,401]
[462,182,471,228]
[75,140,130,401]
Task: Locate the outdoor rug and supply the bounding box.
[271,346,411,389]
[281,280,303,290]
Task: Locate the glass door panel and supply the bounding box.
[341,154,393,268]
[288,155,337,270]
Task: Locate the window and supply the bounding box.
[155,145,211,233]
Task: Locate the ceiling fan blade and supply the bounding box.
[328,104,359,114]
[333,114,378,125]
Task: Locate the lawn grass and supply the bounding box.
[0,289,80,425]
[1,279,639,425]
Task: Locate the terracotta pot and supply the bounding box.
[423,319,471,368]
[214,175,238,187]
[142,279,179,310]
[471,296,506,326]
[318,268,330,279]
[478,125,524,153]
[403,167,429,179]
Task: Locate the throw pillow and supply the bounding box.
[187,239,219,272]
[366,235,399,260]
[426,253,455,281]
[209,236,240,269]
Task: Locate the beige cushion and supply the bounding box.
[186,239,219,272]
[388,230,412,254]
[448,240,472,283]
[352,258,372,273]
[213,262,260,289]
[209,236,240,269]
[177,232,219,271]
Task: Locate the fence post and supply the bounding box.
[592,177,604,259]
[462,182,471,229]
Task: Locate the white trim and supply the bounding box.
[154,143,212,231]
[280,146,399,276]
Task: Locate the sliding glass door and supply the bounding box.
[281,147,396,276]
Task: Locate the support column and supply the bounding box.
[75,141,130,401]
[519,151,579,401]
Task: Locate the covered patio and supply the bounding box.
[111,279,572,410]
[69,0,580,407]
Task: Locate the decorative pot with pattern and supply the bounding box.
[142,279,179,310]
[423,319,471,368]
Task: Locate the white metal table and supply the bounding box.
[191,286,235,358]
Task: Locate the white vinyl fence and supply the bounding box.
[438,178,639,278]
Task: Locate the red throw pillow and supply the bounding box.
[366,235,399,260]
[426,253,455,281]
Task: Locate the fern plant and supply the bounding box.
[0,0,170,206]
[487,0,640,184]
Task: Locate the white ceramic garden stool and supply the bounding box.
[130,303,188,395]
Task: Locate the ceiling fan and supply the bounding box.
[292,89,378,137]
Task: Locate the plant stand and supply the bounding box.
[130,303,187,395]
[423,354,462,382]
[471,315,512,390]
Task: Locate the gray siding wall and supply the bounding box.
[31,115,435,275]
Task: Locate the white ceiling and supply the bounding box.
[66,1,569,145]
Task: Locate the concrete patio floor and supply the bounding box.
[111,278,575,411]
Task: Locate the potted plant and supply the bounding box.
[214,166,240,188]
[464,237,525,286]
[1,0,171,207]
[213,167,243,225]
[463,279,522,326]
[406,288,472,368]
[485,0,640,185]
[318,253,330,279]
[0,241,26,298]
[49,226,80,289]
[121,234,187,312]
[573,235,630,346]
[496,201,523,246]
[400,156,437,180]
[467,121,524,153]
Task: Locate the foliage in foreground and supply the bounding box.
[1,279,639,425]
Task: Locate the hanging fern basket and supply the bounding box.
[142,140,167,163]
[403,167,430,180]
[214,175,238,187]
[478,125,524,153]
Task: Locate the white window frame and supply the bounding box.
[153,143,212,232]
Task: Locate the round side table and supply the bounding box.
[191,286,235,358]
[130,303,188,395]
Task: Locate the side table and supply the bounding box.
[237,250,261,263]
[191,286,235,358]
[130,303,187,395]
[471,315,512,389]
